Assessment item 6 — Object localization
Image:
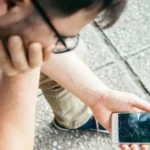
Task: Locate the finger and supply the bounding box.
[0,40,18,76]
[28,43,43,68]
[130,144,138,150]
[119,144,130,150]
[140,145,149,150]
[130,96,150,112]
[43,45,54,62]
[8,35,29,71]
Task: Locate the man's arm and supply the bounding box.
[42,48,150,131]
[41,50,108,107]
[0,70,40,150]
[0,37,43,150]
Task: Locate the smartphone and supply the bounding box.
[112,113,150,144]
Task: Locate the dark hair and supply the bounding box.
[45,0,127,29]
[98,0,127,28]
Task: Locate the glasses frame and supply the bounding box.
[31,0,79,54]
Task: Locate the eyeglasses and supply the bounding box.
[31,0,79,54]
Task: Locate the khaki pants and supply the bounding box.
[39,39,92,129]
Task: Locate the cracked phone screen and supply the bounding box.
[119,113,150,143]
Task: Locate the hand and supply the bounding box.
[0,35,51,76]
[90,89,150,150]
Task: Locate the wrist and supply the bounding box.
[90,87,112,109]
[2,67,41,80]
[88,86,111,109]
[1,67,41,90]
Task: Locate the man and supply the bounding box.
[0,0,150,150]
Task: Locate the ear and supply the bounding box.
[0,0,33,38]
[7,0,30,8]
[0,0,30,17]
[10,0,30,4]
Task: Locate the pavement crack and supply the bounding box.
[94,62,114,71]
[93,21,150,97]
[124,46,150,59]
[38,93,43,97]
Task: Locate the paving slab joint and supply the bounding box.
[93,21,150,97]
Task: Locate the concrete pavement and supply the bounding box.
[35,0,150,149]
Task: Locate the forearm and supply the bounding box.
[0,68,40,150]
[42,51,109,107]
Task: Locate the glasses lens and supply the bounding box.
[53,36,79,53]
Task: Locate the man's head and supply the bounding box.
[0,0,127,49]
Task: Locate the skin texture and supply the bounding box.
[0,1,150,150]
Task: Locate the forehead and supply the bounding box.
[33,0,103,36]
